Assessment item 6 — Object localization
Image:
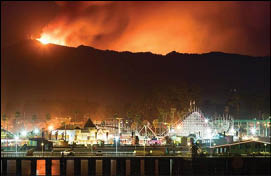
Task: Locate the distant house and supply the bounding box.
[52,118,110,145]
[210,139,270,154]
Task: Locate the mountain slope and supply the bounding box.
[1,40,270,120]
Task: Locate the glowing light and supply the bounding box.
[241,136,250,140]
[48,125,54,131]
[204,119,209,123]
[21,130,27,137]
[188,142,191,146]
[34,129,39,134]
[177,125,181,130]
[115,136,119,141]
[14,136,19,141]
[36,33,66,46]
[250,128,256,135]
[229,128,235,135]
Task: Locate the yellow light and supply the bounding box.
[150,150,152,153]
[37,36,49,45]
[36,33,66,46]
[48,125,54,131]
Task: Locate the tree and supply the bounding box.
[46,113,51,127]
[32,114,37,124]
[74,111,79,122]
[15,111,20,126]
[46,113,51,121]
[2,113,7,129]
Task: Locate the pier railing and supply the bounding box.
[1,155,270,176]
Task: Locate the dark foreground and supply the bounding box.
[1,156,270,176]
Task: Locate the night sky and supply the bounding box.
[1,1,270,56]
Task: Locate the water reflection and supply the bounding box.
[52,160,60,175]
[36,160,45,175]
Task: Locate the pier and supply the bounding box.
[1,156,270,175]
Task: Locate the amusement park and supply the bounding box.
[1,102,271,157]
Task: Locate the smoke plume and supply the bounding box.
[39,1,270,56]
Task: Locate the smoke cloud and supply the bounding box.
[39,1,270,56]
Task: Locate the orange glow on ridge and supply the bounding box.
[36,33,66,46]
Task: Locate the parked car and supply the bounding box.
[61,150,75,156]
[26,148,35,156]
[96,150,103,156]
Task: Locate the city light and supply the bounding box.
[34,128,39,134]
[21,130,27,137]
[14,136,19,141]
[48,125,54,131]
[205,119,209,123]
[115,136,119,141]
[41,142,44,156]
[229,128,235,135]
[250,128,256,135]
[206,128,212,134]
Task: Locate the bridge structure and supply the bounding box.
[1,154,270,176]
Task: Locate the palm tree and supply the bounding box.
[2,113,9,148]
[46,113,51,127]
[32,114,37,124]
[2,113,7,128]
[15,111,20,126]
[46,113,51,121]
[74,111,79,123]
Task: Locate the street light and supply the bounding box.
[115,136,119,155]
[250,128,256,136]
[144,143,146,156]
[21,130,27,137]
[206,128,212,148]
[41,142,44,156]
[48,125,54,131]
[264,143,267,153]
[34,128,39,134]
[14,136,19,154]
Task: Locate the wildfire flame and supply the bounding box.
[36,33,66,46]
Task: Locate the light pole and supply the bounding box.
[15,136,19,155]
[41,142,44,156]
[144,141,146,156]
[115,136,119,155]
[34,128,39,136]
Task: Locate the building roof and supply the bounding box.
[56,124,75,130]
[84,118,96,129]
